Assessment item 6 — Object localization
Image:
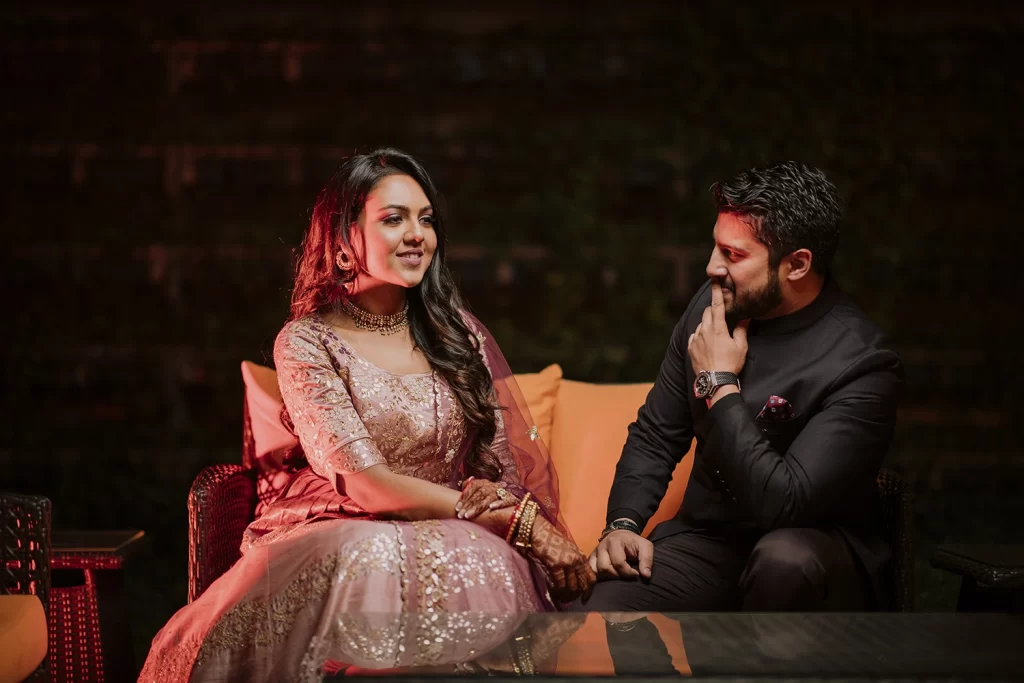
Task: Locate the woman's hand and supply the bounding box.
[465,498,595,602]
[455,478,519,519]
[529,516,596,603]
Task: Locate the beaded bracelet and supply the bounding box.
[513,501,539,554]
[505,499,527,543]
[505,492,532,543]
[524,503,540,550]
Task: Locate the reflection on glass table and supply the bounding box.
[318,612,591,676]
[315,611,1024,679]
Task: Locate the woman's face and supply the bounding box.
[350,174,438,290]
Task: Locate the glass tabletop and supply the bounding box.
[51,529,145,555]
[311,611,1024,679]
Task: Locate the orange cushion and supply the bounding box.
[548,380,694,553]
[241,361,304,517]
[510,364,562,448]
[241,361,296,462]
[0,595,47,683]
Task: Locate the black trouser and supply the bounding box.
[570,527,874,676]
[572,526,872,613]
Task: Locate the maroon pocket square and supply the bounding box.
[757,395,795,421]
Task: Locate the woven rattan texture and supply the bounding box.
[188,464,257,603]
[52,554,124,571]
[49,577,104,682]
[877,469,915,611]
[1,493,52,682]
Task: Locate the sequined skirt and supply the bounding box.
[138,518,547,682]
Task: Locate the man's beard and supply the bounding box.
[724,268,783,326]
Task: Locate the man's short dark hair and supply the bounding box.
[712,161,842,274]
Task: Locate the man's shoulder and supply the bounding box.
[821,293,904,394]
[825,292,894,353]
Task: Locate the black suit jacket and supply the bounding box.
[607,278,904,602]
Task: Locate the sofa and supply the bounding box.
[188,362,914,609]
[0,493,51,683]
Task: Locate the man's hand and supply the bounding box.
[687,279,749,376]
[589,529,654,580]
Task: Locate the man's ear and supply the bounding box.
[783,248,814,281]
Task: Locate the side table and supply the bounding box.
[930,544,1024,612]
[50,530,145,683]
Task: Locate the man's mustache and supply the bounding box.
[712,277,735,294]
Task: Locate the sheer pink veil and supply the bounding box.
[452,311,573,544]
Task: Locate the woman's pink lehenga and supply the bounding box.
[138,313,571,682]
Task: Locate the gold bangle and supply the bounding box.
[505,492,531,543]
[525,503,539,546]
[526,503,540,549]
[512,504,530,550]
[514,494,533,542]
[514,501,539,554]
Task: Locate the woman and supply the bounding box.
[139,148,595,681]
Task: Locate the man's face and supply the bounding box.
[705,212,783,323]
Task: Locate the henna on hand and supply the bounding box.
[467,498,595,601]
[470,504,516,539]
[529,516,596,601]
[456,480,519,519]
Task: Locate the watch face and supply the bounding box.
[693,371,712,398]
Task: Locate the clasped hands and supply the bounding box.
[457,478,596,602]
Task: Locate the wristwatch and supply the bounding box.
[693,370,741,400]
[600,518,641,540]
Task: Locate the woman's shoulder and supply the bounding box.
[276,314,320,342]
[275,313,360,366]
[274,315,332,360]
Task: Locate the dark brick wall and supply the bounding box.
[2,2,1022,663]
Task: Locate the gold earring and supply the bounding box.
[336,252,354,272]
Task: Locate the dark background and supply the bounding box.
[2,1,1022,665]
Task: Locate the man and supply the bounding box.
[574,161,904,615]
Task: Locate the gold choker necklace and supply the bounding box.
[340,298,409,335]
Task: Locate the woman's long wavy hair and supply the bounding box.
[289,148,503,482]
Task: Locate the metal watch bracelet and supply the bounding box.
[600,518,641,540]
